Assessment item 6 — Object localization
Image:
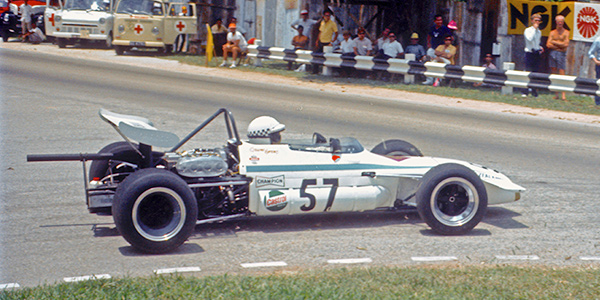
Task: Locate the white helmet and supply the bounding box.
[247,116,285,144]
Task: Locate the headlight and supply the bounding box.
[3,14,9,22]
[152,26,159,35]
[55,15,61,22]
[118,24,125,34]
[99,17,106,24]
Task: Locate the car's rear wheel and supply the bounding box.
[371,139,423,157]
[112,168,198,254]
[89,141,141,181]
[416,163,487,235]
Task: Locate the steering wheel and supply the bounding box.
[312,132,327,144]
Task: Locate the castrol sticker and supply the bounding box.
[264,190,288,211]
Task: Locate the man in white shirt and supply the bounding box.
[339,31,356,55]
[522,13,543,97]
[376,28,390,55]
[381,33,403,59]
[23,22,45,43]
[220,23,247,68]
[19,0,32,33]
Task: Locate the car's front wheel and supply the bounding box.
[416,163,487,235]
[112,168,198,254]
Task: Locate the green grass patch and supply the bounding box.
[165,54,600,116]
[2,265,600,299]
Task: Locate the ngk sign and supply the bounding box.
[574,3,600,42]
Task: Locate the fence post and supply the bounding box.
[404,53,416,84]
[253,40,262,67]
[501,62,515,95]
[322,46,333,76]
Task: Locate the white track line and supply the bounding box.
[495,255,540,260]
[63,274,111,283]
[411,256,458,262]
[154,267,201,274]
[0,283,20,290]
[241,261,287,268]
[327,258,373,264]
[580,256,600,261]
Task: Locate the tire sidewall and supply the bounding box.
[416,163,487,235]
[112,168,198,253]
[88,141,140,180]
[371,139,423,157]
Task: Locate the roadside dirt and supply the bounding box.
[3,41,600,125]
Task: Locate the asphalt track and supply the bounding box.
[1,48,600,288]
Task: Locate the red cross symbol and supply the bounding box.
[134,24,144,34]
[175,21,186,32]
[49,13,55,27]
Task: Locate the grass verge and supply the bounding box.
[2,265,600,299]
[165,54,600,116]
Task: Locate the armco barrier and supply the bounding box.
[247,45,600,97]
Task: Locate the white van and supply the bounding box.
[45,0,114,48]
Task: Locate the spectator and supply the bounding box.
[547,15,569,100]
[219,23,247,68]
[353,28,372,56]
[426,14,451,60]
[448,19,459,46]
[229,17,247,37]
[19,0,32,36]
[434,34,456,64]
[22,22,45,44]
[289,25,309,70]
[211,18,227,34]
[473,54,497,87]
[522,13,543,98]
[313,10,338,74]
[379,33,403,59]
[588,35,600,105]
[375,28,390,55]
[291,9,318,46]
[405,32,426,61]
[339,30,356,55]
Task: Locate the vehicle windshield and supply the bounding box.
[116,0,161,15]
[0,0,8,8]
[64,0,109,11]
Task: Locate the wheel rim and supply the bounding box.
[132,187,186,242]
[430,177,479,227]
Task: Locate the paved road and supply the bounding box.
[1,48,600,287]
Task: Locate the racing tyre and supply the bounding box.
[416,163,487,235]
[112,168,198,253]
[371,139,423,157]
[88,141,141,181]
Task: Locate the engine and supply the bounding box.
[164,148,229,178]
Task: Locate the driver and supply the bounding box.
[247,116,285,144]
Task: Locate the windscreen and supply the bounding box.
[116,0,161,15]
[64,0,109,11]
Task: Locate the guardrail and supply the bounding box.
[247,45,600,97]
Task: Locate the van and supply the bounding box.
[112,0,196,55]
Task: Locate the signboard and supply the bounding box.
[574,2,600,42]
[507,0,573,38]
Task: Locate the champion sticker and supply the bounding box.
[264,190,288,211]
[249,155,260,163]
[256,175,285,187]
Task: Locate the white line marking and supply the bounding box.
[495,255,540,260]
[241,261,288,268]
[411,256,458,262]
[327,258,373,264]
[154,267,201,274]
[580,256,600,261]
[0,283,20,290]
[63,274,111,283]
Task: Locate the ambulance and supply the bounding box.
[112,0,196,55]
[45,0,115,48]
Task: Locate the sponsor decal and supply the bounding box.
[249,155,260,163]
[507,0,573,38]
[574,3,600,41]
[250,147,279,155]
[332,154,341,162]
[264,190,288,211]
[256,175,285,187]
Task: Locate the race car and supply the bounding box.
[27,108,525,254]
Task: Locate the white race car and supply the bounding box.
[27,108,525,254]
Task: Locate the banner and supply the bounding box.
[573,2,600,42]
[507,0,573,38]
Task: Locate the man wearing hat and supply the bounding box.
[405,32,426,61]
[291,9,318,47]
[220,23,248,68]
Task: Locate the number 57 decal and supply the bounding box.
[300,178,339,212]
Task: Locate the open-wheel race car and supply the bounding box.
[27,108,525,254]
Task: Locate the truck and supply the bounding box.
[112,0,196,55]
[45,0,114,48]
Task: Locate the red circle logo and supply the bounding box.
[577,6,599,39]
